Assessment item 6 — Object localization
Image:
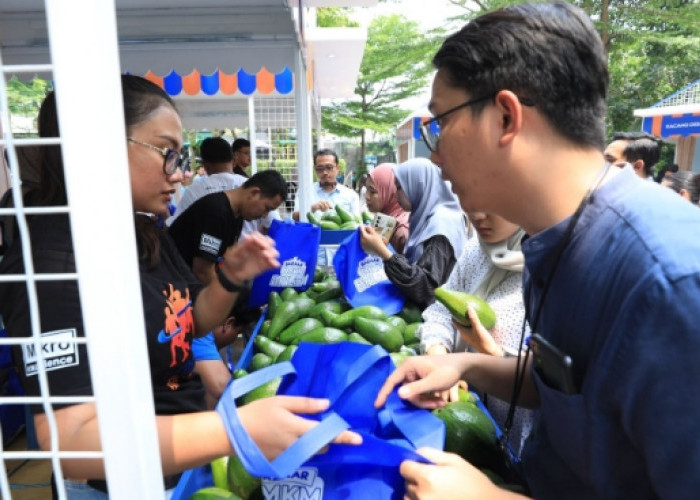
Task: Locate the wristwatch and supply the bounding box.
[215,265,249,293]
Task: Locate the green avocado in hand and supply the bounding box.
[434,287,496,329]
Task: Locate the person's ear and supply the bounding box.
[632,159,645,173]
[493,90,523,147]
[679,188,691,201]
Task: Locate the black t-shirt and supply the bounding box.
[167,191,244,267]
[0,214,206,415]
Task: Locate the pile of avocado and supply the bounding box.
[306,205,373,230]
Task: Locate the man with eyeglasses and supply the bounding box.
[292,148,360,222]
[374,2,700,499]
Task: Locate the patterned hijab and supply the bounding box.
[369,163,410,233]
[394,158,467,262]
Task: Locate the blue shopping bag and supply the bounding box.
[219,342,445,500]
[332,228,405,316]
[248,220,321,307]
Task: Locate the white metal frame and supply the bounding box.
[1,1,164,498]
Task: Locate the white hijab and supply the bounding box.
[472,227,526,299]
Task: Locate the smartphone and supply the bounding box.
[529,333,577,395]
[372,212,398,244]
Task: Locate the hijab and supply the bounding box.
[394,158,467,262]
[472,227,526,299]
[369,163,410,233]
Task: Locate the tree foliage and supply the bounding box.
[446,0,700,139]
[321,14,441,162]
[5,76,51,117]
[316,7,360,27]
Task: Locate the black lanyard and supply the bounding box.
[500,162,613,441]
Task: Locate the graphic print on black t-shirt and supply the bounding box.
[157,283,195,390]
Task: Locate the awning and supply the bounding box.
[635,79,700,138]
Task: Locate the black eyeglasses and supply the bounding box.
[127,138,184,175]
[420,93,535,152]
[314,164,336,174]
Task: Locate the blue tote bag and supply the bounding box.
[332,228,405,316]
[248,220,321,307]
[219,342,445,500]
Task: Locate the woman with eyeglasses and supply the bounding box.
[0,75,360,498]
[359,157,467,310]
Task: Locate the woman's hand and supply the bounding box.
[238,396,362,460]
[453,306,504,357]
[359,225,393,260]
[219,233,280,283]
[374,354,463,410]
[401,448,525,500]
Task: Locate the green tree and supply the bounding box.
[6,76,51,118]
[317,7,360,27]
[446,0,700,141]
[321,14,440,162]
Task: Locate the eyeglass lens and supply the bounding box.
[315,164,335,173]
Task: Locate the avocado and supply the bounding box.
[278,318,324,345]
[291,327,348,345]
[385,315,407,335]
[253,335,286,359]
[267,301,300,340]
[354,317,403,352]
[227,453,261,499]
[210,456,229,491]
[331,305,388,329]
[334,204,355,224]
[279,287,298,301]
[319,220,340,230]
[403,322,422,345]
[275,344,298,363]
[307,211,321,225]
[347,332,372,344]
[432,400,500,469]
[433,287,496,329]
[397,301,423,324]
[308,300,344,321]
[249,352,273,372]
[321,210,343,225]
[189,486,240,499]
[267,291,282,318]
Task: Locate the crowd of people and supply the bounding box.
[1,1,700,499]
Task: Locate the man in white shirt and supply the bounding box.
[167,137,280,234]
[292,148,360,221]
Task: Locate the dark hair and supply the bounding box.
[120,75,179,268]
[200,137,233,163]
[622,139,661,176]
[231,138,250,154]
[663,171,700,204]
[36,91,66,206]
[611,131,658,142]
[433,1,608,150]
[314,149,338,165]
[243,169,287,200]
[121,75,176,135]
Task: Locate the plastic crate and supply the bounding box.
[319,229,355,245]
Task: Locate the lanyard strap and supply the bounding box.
[500,161,613,442]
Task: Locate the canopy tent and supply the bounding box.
[0,0,371,129]
[634,78,700,172]
[1,0,376,214]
